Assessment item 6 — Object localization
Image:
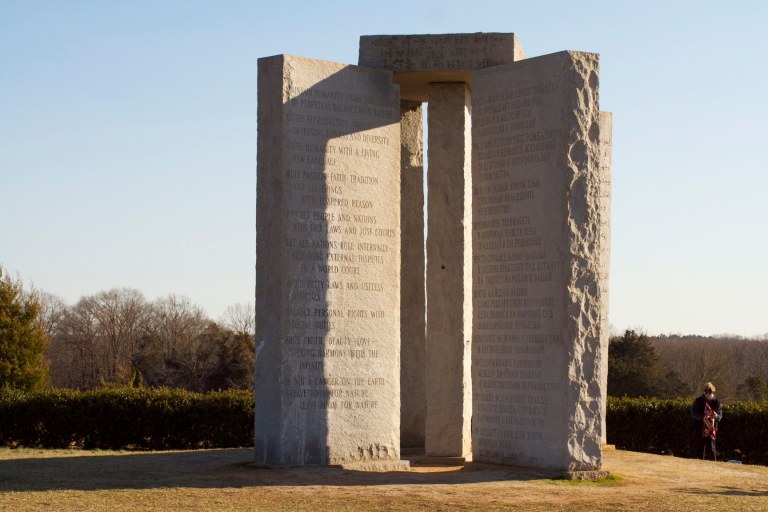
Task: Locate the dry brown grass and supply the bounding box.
[1,447,767,511]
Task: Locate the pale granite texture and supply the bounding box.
[425,83,473,458]
[359,33,525,101]
[256,34,611,474]
[399,100,426,449]
[598,111,612,445]
[359,33,524,72]
[471,50,605,471]
[255,54,406,467]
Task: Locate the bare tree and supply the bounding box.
[220,303,255,337]
[146,295,207,359]
[52,288,149,388]
[136,295,211,389]
[651,335,764,401]
[33,291,70,386]
[89,288,148,382]
[53,297,102,388]
[32,290,67,339]
[652,337,728,397]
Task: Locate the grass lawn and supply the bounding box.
[1,447,767,511]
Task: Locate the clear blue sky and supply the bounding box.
[1,1,766,336]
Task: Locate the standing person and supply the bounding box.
[690,382,723,460]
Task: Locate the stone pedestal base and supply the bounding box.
[337,460,411,472]
[252,460,411,472]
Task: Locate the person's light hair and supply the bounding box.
[704,382,716,393]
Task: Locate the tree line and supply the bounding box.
[1,265,254,392]
[5,265,768,401]
[609,329,768,401]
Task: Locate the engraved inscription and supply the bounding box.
[280,75,400,445]
[362,33,518,71]
[473,73,566,460]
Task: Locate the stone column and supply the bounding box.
[400,101,426,450]
[425,83,472,459]
[598,111,613,446]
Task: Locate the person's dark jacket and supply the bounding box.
[691,394,722,423]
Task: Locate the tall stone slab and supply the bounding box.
[255,55,405,467]
[426,83,473,458]
[598,111,612,445]
[471,51,605,471]
[399,100,426,449]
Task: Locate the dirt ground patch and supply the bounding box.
[1,447,767,511]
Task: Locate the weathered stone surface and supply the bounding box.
[562,470,611,481]
[359,33,523,72]
[255,54,404,466]
[471,51,604,471]
[425,83,472,458]
[359,33,524,101]
[399,100,426,449]
[337,460,411,471]
[598,111,612,445]
[257,34,610,474]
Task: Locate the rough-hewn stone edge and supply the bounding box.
[560,50,604,472]
[469,49,605,471]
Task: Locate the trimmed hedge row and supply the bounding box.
[0,388,254,450]
[607,396,768,465]
[3,390,767,463]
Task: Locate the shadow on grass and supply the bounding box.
[0,448,563,492]
[681,487,768,497]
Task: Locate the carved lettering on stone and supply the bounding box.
[471,51,604,471]
[255,55,403,466]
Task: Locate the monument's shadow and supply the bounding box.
[0,448,554,493]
